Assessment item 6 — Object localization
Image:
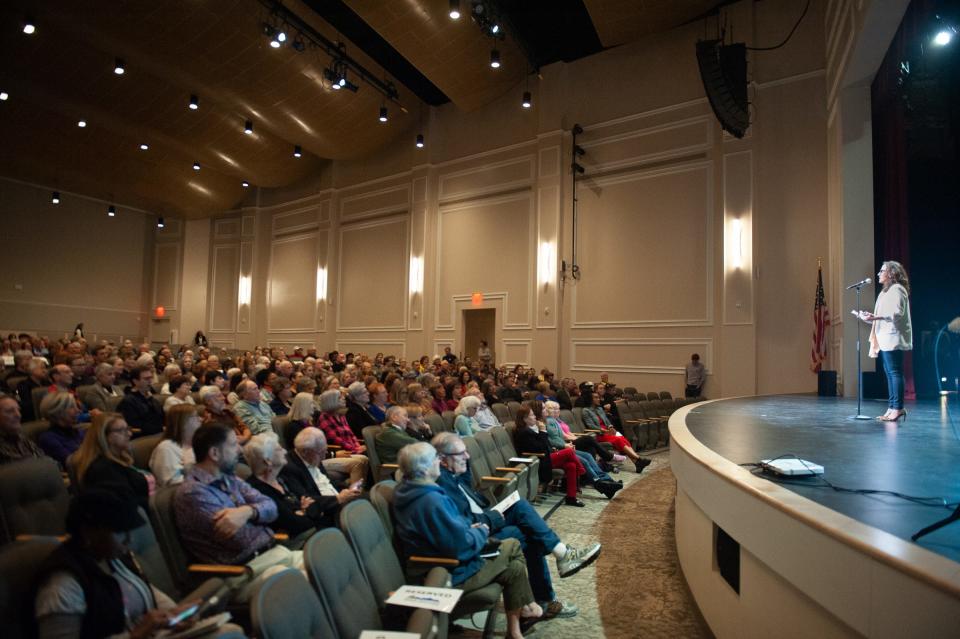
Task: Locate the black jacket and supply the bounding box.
[247,476,316,536]
[513,427,553,483]
[345,398,378,438]
[277,453,340,529]
[118,391,164,437]
[83,457,149,512]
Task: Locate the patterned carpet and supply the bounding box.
[453,451,713,638]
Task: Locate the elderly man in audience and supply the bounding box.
[374,405,420,464]
[16,357,48,421]
[82,362,122,412]
[69,355,95,388]
[199,385,251,445]
[232,379,276,436]
[5,349,33,391]
[0,394,45,464]
[393,442,544,639]
[48,363,75,394]
[432,432,600,619]
[37,392,85,466]
[343,381,378,437]
[278,427,361,529]
[118,366,164,437]
[175,422,302,601]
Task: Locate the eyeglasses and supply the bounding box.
[444,449,468,458]
[107,426,132,435]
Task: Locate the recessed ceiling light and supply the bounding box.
[490,49,501,69]
[0,92,8,101]
[416,133,424,148]
[293,145,302,158]
[77,119,87,128]
[114,58,125,75]
[157,216,165,229]
[521,91,532,109]
[244,120,253,134]
[241,180,250,188]
[193,162,200,170]
[189,94,199,110]
[22,16,36,35]
[449,0,460,20]
[51,191,60,204]
[139,143,149,151]
[379,106,388,122]
[108,205,116,217]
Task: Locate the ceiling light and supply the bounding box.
[934,28,954,46]
[270,38,281,48]
[193,162,200,171]
[244,120,253,134]
[491,24,500,34]
[490,49,501,68]
[293,145,302,158]
[416,133,424,148]
[51,191,60,204]
[22,16,36,35]
[189,94,199,110]
[108,205,116,217]
[277,31,287,43]
[139,143,149,150]
[0,92,8,101]
[242,180,250,188]
[522,91,532,108]
[449,0,461,20]
[379,106,388,122]
[157,217,165,229]
[77,119,87,128]
[114,58,125,75]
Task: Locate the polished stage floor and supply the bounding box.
[685,394,960,563]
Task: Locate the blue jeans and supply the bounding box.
[495,499,561,603]
[574,450,613,484]
[880,349,904,409]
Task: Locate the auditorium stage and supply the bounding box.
[684,394,960,563]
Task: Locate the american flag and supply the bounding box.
[810,265,830,372]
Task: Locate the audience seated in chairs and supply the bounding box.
[199,385,250,446]
[73,413,151,511]
[82,362,123,412]
[15,357,47,421]
[244,433,316,539]
[119,366,164,437]
[514,405,588,507]
[37,392,86,467]
[174,422,302,603]
[344,381,378,438]
[392,441,544,639]
[267,377,292,417]
[0,394,45,464]
[149,404,200,488]
[231,380,275,437]
[34,487,243,639]
[163,375,195,414]
[366,382,390,423]
[582,391,651,474]
[468,386,502,430]
[540,400,622,499]
[453,395,483,436]
[314,389,369,484]
[374,405,419,465]
[402,403,434,442]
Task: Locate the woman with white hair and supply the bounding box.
[453,395,483,437]
[37,392,85,466]
[315,389,369,485]
[344,381,378,438]
[244,433,317,537]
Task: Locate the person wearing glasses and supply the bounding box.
[72,413,152,511]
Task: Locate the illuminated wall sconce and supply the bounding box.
[238,275,252,305]
[316,266,328,301]
[726,217,748,271]
[538,240,557,286]
[409,256,424,295]
[471,292,484,306]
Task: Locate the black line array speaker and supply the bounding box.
[696,40,749,138]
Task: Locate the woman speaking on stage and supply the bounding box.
[856,260,913,421]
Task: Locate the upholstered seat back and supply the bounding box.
[131,433,162,470]
[0,536,62,639]
[251,569,336,639]
[0,458,69,544]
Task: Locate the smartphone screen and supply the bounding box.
[350,479,363,490]
[167,604,200,627]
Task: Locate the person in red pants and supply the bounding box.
[514,405,587,507]
[581,392,651,474]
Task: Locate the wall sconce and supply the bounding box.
[727,218,745,270]
[238,275,252,305]
[538,241,557,286]
[409,256,424,295]
[316,266,327,302]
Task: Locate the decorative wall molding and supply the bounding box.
[241,215,255,237]
[208,243,238,333]
[335,340,407,358]
[538,146,560,179]
[271,207,322,236]
[214,217,241,240]
[501,338,532,366]
[437,155,535,203]
[339,183,410,221]
[754,69,826,90]
[570,338,714,375]
[581,97,709,133]
[0,298,142,315]
[580,116,712,174]
[152,242,182,311]
[266,231,319,334]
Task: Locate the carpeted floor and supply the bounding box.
[453,452,713,638]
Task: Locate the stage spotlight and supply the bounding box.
[490,49,501,68]
[572,162,585,174]
[51,191,60,204]
[22,16,36,35]
[574,145,585,156]
[521,91,532,108]
[379,106,388,122]
[244,120,253,134]
[416,133,424,148]
[139,143,149,151]
[0,92,7,101]
[193,162,200,171]
[242,180,250,188]
[189,94,199,110]
[114,58,125,75]
[108,205,116,217]
[77,119,87,128]
[293,144,302,158]
[157,217,165,229]
[277,31,287,43]
[934,28,954,46]
[491,24,500,34]
[449,0,461,19]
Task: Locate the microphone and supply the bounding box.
[846,277,872,290]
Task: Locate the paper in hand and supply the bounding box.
[491,490,520,515]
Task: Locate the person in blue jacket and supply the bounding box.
[393,442,543,639]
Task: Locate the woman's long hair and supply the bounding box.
[882,260,910,294]
[74,412,133,485]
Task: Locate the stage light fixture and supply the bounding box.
[379,106,388,122]
[934,28,954,46]
[491,24,500,34]
[521,91,532,108]
[270,36,282,48]
[490,49,501,68]
[572,162,585,174]
[77,119,87,128]
[416,133,424,148]
[242,180,250,188]
[51,191,60,204]
[114,58,125,75]
[277,31,287,43]
[108,205,116,217]
[139,143,149,150]
[574,145,585,156]
[189,94,199,110]
[193,162,200,171]
[449,0,461,20]
[0,92,8,101]
[22,16,36,35]
[244,120,253,134]
[157,217,165,229]
[293,145,302,158]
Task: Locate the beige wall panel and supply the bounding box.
[340,185,409,220]
[337,217,408,331]
[436,194,533,329]
[502,339,532,366]
[209,245,239,332]
[179,219,211,340]
[438,157,534,202]
[237,241,253,335]
[573,163,711,326]
[272,209,319,234]
[153,243,181,311]
[724,151,754,325]
[581,117,712,172]
[214,218,240,239]
[570,338,712,375]
[335,340,406,359]
[268,234,318,332]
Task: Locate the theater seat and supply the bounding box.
[491,403,511,424]
[130,433,162,469]
[363,424,398,482]
[462,436,517,505]
[474,429,532,502]
[0,536,62,639]
[506,401,522,420]
[250,569,336,639]
[441,410,456,432]
[30,386,49,424]
[0,458,69,544]
[21,419,50,443]
[489,426,540,500]
[424,413,445,434]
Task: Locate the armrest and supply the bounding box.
[584,429,603,433]
[481,475,512,483]
[409,555,459,567]
[521,452,544,458]
[180,577,230,608]
[625,419,655,423]
[326,445,342,451]
[272,532,289,542]
[382,463,399,470]
[15,534,68,542]
[495,466,524,473]
[188,564,252,577]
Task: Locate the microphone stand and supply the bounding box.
[852,283,872,420]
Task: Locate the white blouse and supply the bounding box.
[868,283,913,357]
[149,439,196,487]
